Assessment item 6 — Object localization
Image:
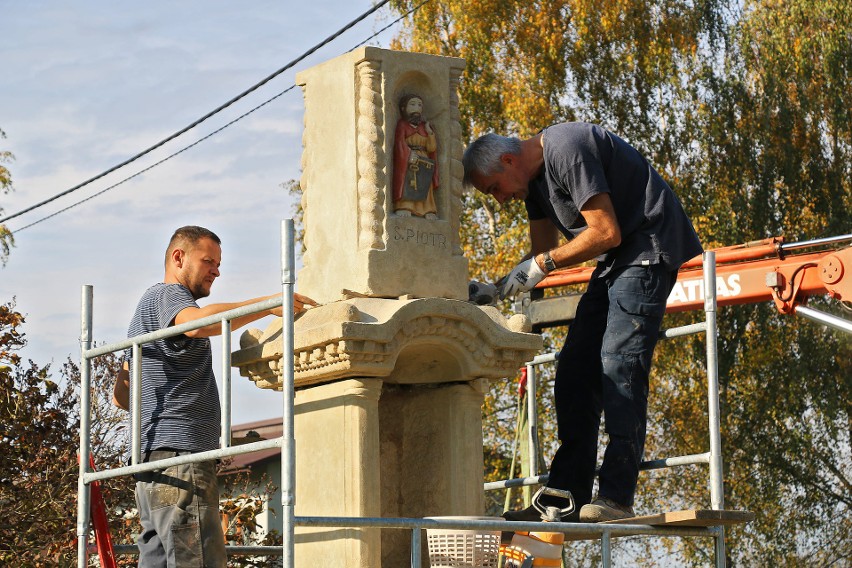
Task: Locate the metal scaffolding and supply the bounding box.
[78,239,730,567]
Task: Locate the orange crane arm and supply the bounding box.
[668,247,851,314]
[537,236,852,315]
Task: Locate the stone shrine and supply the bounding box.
[232,47,542,567]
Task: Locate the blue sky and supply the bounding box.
[1,1,398,424]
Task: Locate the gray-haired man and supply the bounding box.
[464,123,702,522]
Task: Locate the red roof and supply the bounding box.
[220,447,280,473]
[219,417,283,473]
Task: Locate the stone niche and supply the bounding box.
[295,47,469,304]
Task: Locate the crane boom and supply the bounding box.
[531,234,852,330]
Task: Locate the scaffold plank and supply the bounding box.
[602,509,755,527]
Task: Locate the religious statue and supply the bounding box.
[392,94,439,219]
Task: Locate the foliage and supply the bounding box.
[0,127,14,266]
[0,301,137,566]
[220,470,284,567]
[0,302,80,565]
[392,0,852,564]
[0,302,281,566]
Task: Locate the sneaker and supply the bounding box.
[579,497,635,522]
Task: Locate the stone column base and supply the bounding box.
[294,379,382,568]
[293,377,488,567]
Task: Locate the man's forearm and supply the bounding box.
[540,227,613,270]
[536,194,621,271]
[180,296,278,338]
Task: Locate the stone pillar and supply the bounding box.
[379,380,489,567]
[235,299,541,568]
[233,48,543,567]
[293,379,382,568]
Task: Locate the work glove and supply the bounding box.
[468,280,498,305]
[499,257,547,299]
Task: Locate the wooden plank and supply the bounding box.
[543,510,757,541]
[602,509,755,527]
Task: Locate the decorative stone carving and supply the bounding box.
[356,59,386,251]
[241,47,545,568]
[295,47,468,305]
[233,298,541,390]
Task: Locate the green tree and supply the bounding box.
[0,301,139,566]
[0,302,83,565]
[0,128,14,266]
[391,0,852,564]
[652,0,852,564]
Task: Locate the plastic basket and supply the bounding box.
[425,516,502,568]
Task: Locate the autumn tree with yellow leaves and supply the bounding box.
[391,0,851,565]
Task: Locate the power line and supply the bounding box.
[11,86,298,233]
[0,0,391,226]
[9,0,433,235]
[348,0,431,52]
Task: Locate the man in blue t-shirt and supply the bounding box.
[463,123,702,522]
[115,225,315,567]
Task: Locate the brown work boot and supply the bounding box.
[579,497,635,522]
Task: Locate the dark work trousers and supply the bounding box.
[546,263,677,509]
[135,452,226,568]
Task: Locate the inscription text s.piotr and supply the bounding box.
[392,225,447,248]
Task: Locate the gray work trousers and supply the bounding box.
[135,453,226,568]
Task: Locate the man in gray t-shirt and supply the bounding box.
[463,123,702,522]
[115,225,315,567]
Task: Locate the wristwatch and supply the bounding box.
[542,251,557,273]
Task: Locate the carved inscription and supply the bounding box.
[392,225,447,248]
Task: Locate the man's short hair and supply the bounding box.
[165,225,221,267]
[462,134,522,188]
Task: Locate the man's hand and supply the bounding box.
[499,257,547,299]
[294,293,318,314]
[271,293,319,317]
[113,361,130,411]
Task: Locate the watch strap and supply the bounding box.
[542,251,557,273]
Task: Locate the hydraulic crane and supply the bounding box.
[495,234,850,566]
[525,233,852,335]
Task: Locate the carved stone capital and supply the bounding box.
[233,298,542,390]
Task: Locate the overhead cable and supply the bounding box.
[11,86,298,233]
[8,0,435,234]
[0,0,391,226]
